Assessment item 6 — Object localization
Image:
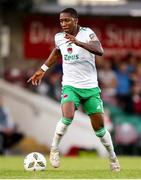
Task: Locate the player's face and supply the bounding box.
[59,13,78,34]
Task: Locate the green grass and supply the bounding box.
[0,155,141,179]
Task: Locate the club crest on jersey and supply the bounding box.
[63,94,68,99]
[64,43,79,61]
[67,47,73,54]
[67,44,73,54]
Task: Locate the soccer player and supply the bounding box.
[28,8,120,172]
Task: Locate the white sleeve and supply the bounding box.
[54,34,60,49]
[87,28,99,42]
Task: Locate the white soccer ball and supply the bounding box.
[24,152,46,171]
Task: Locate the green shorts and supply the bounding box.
[61,85,104,115]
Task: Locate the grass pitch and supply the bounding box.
[0,155,141,179]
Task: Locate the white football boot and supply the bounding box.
[49,148,60,168]
[110,157,120,172]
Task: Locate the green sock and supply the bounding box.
[95,128,106,137]
[62,117,73,125]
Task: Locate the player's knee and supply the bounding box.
[62,117,73,125]
[63,111,74,120]
[95,127,106,137]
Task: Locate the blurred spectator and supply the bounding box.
[0,93,23,155]
[131,64,141,88]
[115,62,131,110]
[125,83,141,114]
[126,53,137,73]
[98,60,117,105]
[47,71,62,101]
[109,54,123,72]
[42,63,62,101]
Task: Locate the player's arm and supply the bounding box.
[27,48,61,86]
[65,33,104,56]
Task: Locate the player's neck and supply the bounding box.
[71,25,80,36]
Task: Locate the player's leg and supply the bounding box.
[50,86,79,168]
[50,102,75,168]
[51,86,79,151]
[82,91,120,172]
[89,113,120,172]
[51,101,75,151]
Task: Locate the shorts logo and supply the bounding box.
[96,105,101,109]
[63,94,68,99]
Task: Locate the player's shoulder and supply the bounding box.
[80,27,94,33]
[55,32,64,40]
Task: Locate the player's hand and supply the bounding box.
[27,69,45,86]
[65,33,80,45]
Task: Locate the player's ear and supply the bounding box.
[75,18,78,24]
[74,18,78,26]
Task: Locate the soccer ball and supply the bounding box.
[24,152,46,171]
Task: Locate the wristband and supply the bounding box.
[41,64,49,72]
